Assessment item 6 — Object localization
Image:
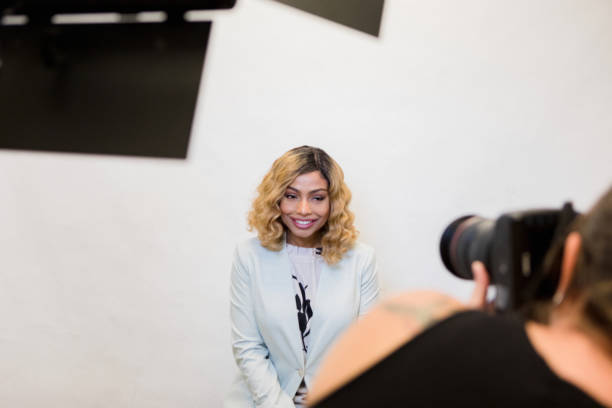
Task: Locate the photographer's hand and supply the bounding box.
[468,261,492,311]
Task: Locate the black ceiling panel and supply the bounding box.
[2,1,236,14]
[271,0,384,37]
[0,22,211,158]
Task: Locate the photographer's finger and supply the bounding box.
[469,261,490,309]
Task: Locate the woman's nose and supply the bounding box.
[297,199,311,215]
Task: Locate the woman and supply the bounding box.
[309,186,612,407]
[224,146,380,408]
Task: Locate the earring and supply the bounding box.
[553,292,565,306]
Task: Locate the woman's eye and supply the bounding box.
[313,196,327,201]
[285,194,297,199]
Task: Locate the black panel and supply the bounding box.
[0,22,211,158]
[271,0,384,37]
[2,1,236,14]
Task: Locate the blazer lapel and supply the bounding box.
[304,260,336,361]
[260,239,307,367]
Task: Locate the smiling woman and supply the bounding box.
[247,146,358,265]
[224,146,380,408]
[280,171,330,248]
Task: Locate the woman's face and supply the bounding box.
[280,170,331,248]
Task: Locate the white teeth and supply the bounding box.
[296,220,313,225]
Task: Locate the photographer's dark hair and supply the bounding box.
[536,186,612,341]
[570,186,612,338]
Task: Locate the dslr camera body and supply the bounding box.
[440,203,579,312]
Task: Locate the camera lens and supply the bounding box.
[439,215,495,280]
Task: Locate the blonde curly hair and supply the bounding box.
[248,146,358,265]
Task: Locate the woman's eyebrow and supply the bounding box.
[286,186,328,194]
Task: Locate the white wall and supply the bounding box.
[1,0,611,406]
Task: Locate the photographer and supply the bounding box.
[308,187,612,407]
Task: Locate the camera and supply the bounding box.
[439,202,579,311]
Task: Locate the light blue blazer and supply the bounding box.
[224,237,379,407]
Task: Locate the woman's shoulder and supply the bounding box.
[337,241,376,269]
[235,236,261,251]
[345,241,375,259]
[234,236,264,257]
[234,236,282,261]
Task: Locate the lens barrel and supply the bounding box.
[439,215,495,280]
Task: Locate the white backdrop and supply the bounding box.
[1,0,611,406]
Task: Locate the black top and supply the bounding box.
[313,311,603,408]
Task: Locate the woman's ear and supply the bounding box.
[553,231,582,304]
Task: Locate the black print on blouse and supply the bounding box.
[292,275,313,353]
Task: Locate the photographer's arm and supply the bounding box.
[308,262,490,406]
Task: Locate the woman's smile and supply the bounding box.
[291,218,318,229]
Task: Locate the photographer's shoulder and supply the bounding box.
[308,290,465,406]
